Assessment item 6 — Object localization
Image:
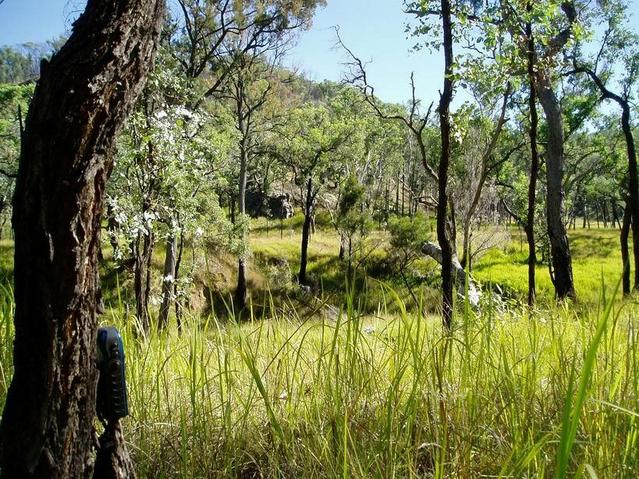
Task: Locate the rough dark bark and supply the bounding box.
[93,422,137,479]
[525,8,539,306]
[0,1,164,477]
[437,0,455,328]
[158,231,177,329]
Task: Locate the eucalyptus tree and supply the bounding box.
[405,0,481,326]
[0,0,164,476]
[222,56,283,310]
[109,56,234,330]
[569,0,639,294]
[168,0,325,100]
[276,102,353,285]
[527,0,579,299]
[335,175,373,279]
[167,0,325,309]
[451,89,515,272]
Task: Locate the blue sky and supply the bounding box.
[1,0,638,106]
[0,0,443,105]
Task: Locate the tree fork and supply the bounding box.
[0,1,164,477]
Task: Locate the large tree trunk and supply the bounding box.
[620,104,639,289]
[525,10,539,306]
[576,69,639,287]
[437,0,455,328]
[299,176,314,286]
[0,1,164,478]
[536,76,576,299]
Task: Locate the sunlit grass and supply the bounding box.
[2,279,637,477]
[1,227,639,477]
[106,285,639,477]
[473,227,627,306]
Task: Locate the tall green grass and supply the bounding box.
[1,280,638,477]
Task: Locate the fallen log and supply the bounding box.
[421,241,481,306]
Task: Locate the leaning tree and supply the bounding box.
[0,1,164,477]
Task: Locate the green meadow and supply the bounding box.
[1,225,638,478]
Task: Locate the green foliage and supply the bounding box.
[388,213,431,258]
[336,176,372,241]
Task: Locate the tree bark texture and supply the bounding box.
[525,9,539,306]
[134,229,154,331]
[0,1,164,477]
[437,0,455,328]
[536,75,576,299]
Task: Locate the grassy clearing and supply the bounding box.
[2,281,639,477]
[1,227,638,477]
[472,228,628,307]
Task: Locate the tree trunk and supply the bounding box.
[612,201,621,229]
[422,242,480,306]
[106,201,120,258]
[158,231,177,329]
[621,201,631,296]
[437,0,455,328]
[401,172,406,216]
[583,203,587,228]
[576,66,639,288]
[234,139,248,311]
[0,1,164,477]
[299,176,314,285]
[536,76,576,299]
[620,104,639,289]
[525,10,539,306]
[174,227,185,332]
[134,229,154,331]
[395,173,400,214]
